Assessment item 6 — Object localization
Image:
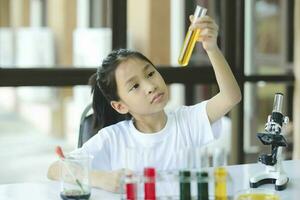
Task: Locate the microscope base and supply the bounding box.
[249,171,289,191]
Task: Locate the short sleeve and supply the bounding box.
[178,100,223,146]
[72,129,111,170]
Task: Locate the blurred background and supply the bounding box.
[0,0,298,184]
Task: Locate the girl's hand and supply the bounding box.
[97,169,124,193]
[189,15,219,51]
[92,169,132,193]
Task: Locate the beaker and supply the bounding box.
[234,188,280,200]
[178,5,207,66]
[60,152,92,200]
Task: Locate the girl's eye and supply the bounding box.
[130,83,139,91]
[148,71,155,78]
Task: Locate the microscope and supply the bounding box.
[249,93,289,191]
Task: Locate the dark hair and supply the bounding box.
[90,49,155,131]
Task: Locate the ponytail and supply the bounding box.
[89,73,129,131]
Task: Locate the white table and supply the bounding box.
[0,181,120,200]
[0,160,299,200]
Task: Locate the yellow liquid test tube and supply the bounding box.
[214,167,228,200]
[178,6,207,66]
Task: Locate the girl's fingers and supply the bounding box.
[194,23,216,31]
[189,27,217,40]
[190,15,219,30]
[190,22,218,32]
[200,29,217,37]
[189,15,194,22]
[200,35,216,42]
[192,16,213,23]
[199,35,215,43]
[196,21,218,29]
[189,15,219,41]
[198,30,217,42]
[190,15,211,21]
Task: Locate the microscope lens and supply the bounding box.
[272,93,283,113]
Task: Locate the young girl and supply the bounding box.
[48,15,241,193]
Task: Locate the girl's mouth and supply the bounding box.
[151,93,164,104]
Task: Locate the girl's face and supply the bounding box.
[111,58,169,117]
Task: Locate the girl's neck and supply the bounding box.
[132,111,167,133]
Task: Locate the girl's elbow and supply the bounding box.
[228,91,242,106]
[235,90,242,104]
[233,91,242,105]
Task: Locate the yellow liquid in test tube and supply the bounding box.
[178,6,207,66]
[214,167,228,200]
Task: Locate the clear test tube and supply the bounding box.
[213,147,227,167]
[178,6,207,66]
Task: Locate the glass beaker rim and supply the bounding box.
[235,188,280,196]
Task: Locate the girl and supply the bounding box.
[48,15,241,193]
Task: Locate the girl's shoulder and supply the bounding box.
[105,119,131,130]
[81,120,131,151]
[96,119,132,138]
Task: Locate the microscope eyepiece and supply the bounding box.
[270,93,284,128]
[272,93,283,114]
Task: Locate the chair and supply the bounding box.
[78,103,98,148]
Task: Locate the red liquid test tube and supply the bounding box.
[125,175,137,200]
[126,182,136,200]
[144,167,156,200]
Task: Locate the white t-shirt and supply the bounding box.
[76,101,222,171]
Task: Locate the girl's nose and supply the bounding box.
[148,87,156,94]
[144,80,156,94]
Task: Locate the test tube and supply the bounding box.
[178,5,207,66]
[214,167,228,200]
[179,170,191,200]
[144,167,156,200]
[197,172,209,200]
[195,147,209,169]
[125,174,137,200]
[213,147,227,167]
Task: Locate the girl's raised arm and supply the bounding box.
[189,16,242,123]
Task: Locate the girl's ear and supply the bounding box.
[110,100,129,114]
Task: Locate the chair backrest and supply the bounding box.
[78,103,98,148]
